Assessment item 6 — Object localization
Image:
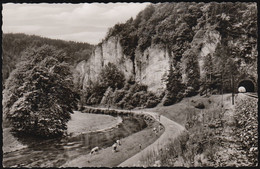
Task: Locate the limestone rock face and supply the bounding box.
[75,30,221,94]
[135,45,170,94]
[180,29,221,84]
[76,37,133,90]
[76,39,171,94]
[196,29,221,78]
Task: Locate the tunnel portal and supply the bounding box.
[238,80,255,92]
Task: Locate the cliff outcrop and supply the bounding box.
[75,2,257,97]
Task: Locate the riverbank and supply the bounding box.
[3,111,122,154]
[62,107,164,167]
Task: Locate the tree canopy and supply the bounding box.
[3,45,78,138]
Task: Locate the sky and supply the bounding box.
[2,3,150,45]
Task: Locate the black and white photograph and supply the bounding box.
[2,1,258,167]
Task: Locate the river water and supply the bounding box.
[3,115,147,167]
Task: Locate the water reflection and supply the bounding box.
[3,116,147,167]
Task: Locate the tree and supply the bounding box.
[85,62,125,105]
[3,45,78,138]
[163,63,185,106]
[183,49,200,96]
[100,87,113,106]
[98,62,125,90]
[201,54,214,95]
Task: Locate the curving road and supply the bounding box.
[118,110,185,167]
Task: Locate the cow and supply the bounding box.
[90,146,99,154]
[112,143,117,152]
[116,139,121,146]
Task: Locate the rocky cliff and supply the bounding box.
[76,36,134,90]
[76,29,221,94]
[75,2,257,96]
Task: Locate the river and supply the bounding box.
[3,115,147,167]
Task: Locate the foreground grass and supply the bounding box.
[141,93,257,167]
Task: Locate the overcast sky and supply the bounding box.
[2,3,149,44]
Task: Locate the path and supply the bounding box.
[118,110,185,167]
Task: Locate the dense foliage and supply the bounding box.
[234,97,258,166]
[3,45,78,138]
[104,2,257,105]
[85,62,126,105]
[84,62,160,109]
[2,33,94,86]
[163,63,185,106]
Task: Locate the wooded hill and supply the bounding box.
[2,33,94,86]
[81,2,257,107]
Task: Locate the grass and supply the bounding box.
[67,111,121,136]
[140,94,233,167]
[62,119,164,167]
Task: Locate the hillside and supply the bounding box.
[75,2,257,107]
[2,33,94,86]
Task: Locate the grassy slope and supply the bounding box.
[140,93,257,167]
[144,94,225,126]
[140,94,233,166]
[67,111,122,136]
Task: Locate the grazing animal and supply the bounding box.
[112,143,117,152]
[90,146,99,154]
[116,139,121,146]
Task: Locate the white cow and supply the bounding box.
[112,143,117,152]
[90,146,99,154]
[116,139,121,146]
[238,86,246,93]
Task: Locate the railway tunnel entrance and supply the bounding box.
[238,80,255,92]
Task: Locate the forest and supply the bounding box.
[2,33,94,86]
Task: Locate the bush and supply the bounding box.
[184,86,197,97]
[234,97,258,166]
[112,89,126,103]
[163,93,177,106]
[146,99,159,108]
[195,102,205,109]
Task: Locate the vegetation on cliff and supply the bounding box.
[83,62,160,109]
[104,2,257,105]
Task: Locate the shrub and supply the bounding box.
[195,102,205,109]
[184,86,197,97]
[112,89,126,103]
